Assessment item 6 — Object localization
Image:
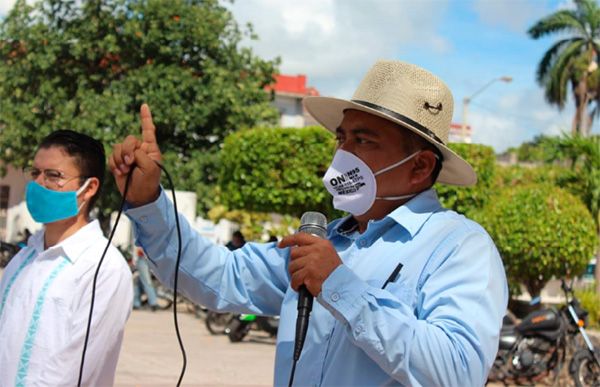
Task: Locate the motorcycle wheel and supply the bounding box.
[570,349,600,387]
[226,319,251,343]
[205,311,233,335]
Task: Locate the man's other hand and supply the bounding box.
[279,233,342,296]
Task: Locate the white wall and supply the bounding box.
[274,94,305,128]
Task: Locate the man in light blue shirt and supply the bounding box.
[110,60,508,386]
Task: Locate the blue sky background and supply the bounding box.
[1,0,598,152]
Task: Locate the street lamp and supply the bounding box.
[461,76,512,143]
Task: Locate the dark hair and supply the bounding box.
[38,130,106,210]
[232,230,245,240]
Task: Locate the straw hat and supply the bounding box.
[304,60,477,186]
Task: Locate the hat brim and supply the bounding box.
[304,96,477,186]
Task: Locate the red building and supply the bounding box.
[268,74,320,127]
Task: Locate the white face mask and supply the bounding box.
[322,149,421,216]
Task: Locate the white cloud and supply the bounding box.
[469,88,575,152]
[472,0,550,33]
[229,0,450,97]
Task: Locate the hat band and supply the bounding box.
[352,100,445,145]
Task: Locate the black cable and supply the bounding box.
[78,172,132,386]
[78,162,186,386]
[288,357,298,387]
[156,162,187,386]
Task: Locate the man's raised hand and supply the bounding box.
[109,104,162,207]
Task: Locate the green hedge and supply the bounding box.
[495,164,570,187]
[218,126,337,218]
[436,143,496,217]
[475,184,598,298]
[219,136,499,219]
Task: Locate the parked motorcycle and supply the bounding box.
[225,314,279,342]
[488,278,599,386]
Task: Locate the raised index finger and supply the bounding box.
[140,103,157,144]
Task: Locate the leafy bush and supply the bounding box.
[475,184,598,298]
[495,164,570,188]
[218,126,337,218]
[436,143,496,217]
[575,285,600,329]
[504,134,558,163]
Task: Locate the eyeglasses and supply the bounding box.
[23,167,84,189]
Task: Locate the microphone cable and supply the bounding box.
[78,161,186,387]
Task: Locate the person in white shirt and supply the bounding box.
[0,130,132,386]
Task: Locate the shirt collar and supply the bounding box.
[332,189,443,239]
[38,220,104,263]
[387,189,442,237]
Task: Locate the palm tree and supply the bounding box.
[528,0,600,136]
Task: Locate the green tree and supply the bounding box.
[218,126,337,218]
[435,143,496,217]
[476,184,598,299]
[528,0,600,136]
[0,0,279,228]
[503,135,559,163]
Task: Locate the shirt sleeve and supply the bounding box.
[317,229,508,386]
[125,189,289,316]
[35,251,133,387]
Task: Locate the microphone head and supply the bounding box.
[298,211,327,239]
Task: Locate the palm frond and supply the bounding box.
[545,40,586,107]
[536,38,581,83]
[528,10,588,39]
[578,0,600,42]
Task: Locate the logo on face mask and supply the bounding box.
[322,149,420,216]
[327,167,366,195]
[25,179,91,224]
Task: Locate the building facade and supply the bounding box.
[269,74,320,127]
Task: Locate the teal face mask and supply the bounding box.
[25,179,90,224]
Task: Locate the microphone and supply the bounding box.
[293,211,327,362]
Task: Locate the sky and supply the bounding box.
[225,0,599,153]
[1,0,598,153]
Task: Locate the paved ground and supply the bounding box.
[115,308,276,387]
